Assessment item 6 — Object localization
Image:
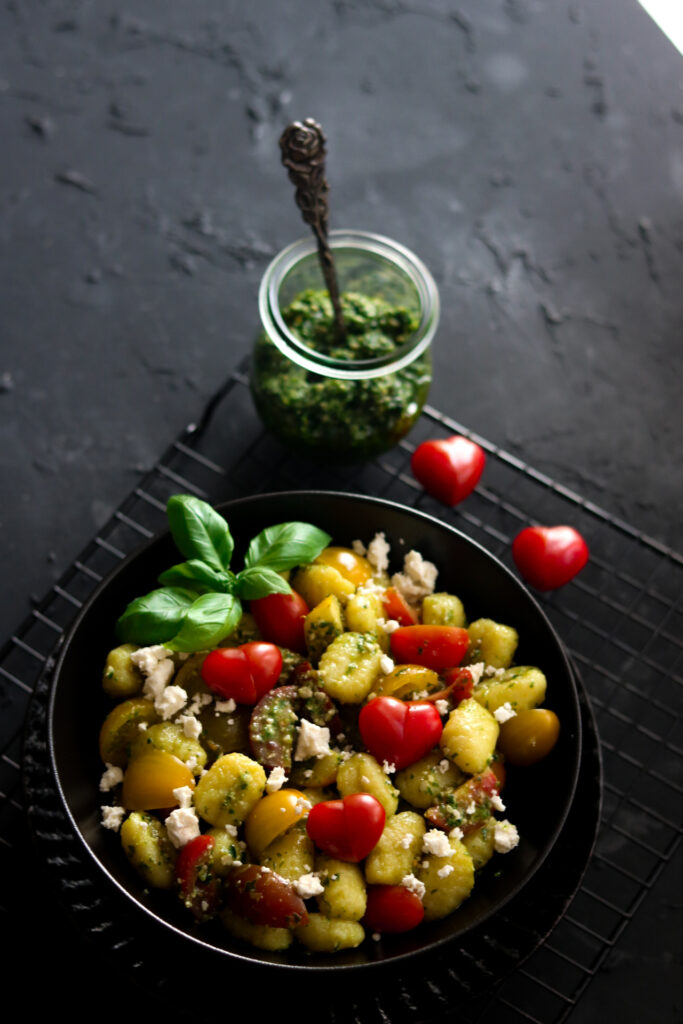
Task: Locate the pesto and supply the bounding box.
[251,289,431,459]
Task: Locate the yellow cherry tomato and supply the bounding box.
[121,749,195,810]
[373,664,441,699]
[497,709,560,766]
[314,547,373,586]
[244,788,309,858]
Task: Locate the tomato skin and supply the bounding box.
[411,435,485,506]
[176,834,220,920]
[250,591,309,654]
[497,708,560,765]
[121,749,194,810]
[390,625,469,671]
[244,788,309,858]
[358,696,443,771]
[512,526,589,591]
[201,643,282,704]
[382,587,418,626]
[364,885,425,933]
[306,793,385,862]
[314,547,373,586]
[225,864,308,928]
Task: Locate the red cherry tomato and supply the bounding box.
[390,625,469,672]
[201,642,282,704]
[250,591,309,654]
[512,525,589,591]
[364,885,425,933]
[306,793,385,862]
[382,587,418,626]
[442,666,474,704]
[411,435,485,506]
[358,696,443,771]
[176,834,220,919]
[225,864,308,928]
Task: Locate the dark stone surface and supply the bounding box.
[1,1,681,1019]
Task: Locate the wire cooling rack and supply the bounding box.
[2,363,681,1022]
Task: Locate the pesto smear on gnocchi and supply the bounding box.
[98,499,560,953]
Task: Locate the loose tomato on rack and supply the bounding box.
[411,434,486,506]
[390,624,469,672]
[512,525,589,591]
[358,696,443,771]
[382,587,418,626]
[249,591,309,654]
[176,834,220,919]
[306,793,385,862]
[201,642,282,704]
[363,884,425,933]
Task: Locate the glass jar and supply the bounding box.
[250,229,440,460]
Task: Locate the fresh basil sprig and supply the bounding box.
[116,495,331,653]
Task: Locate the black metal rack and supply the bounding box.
[2,363,681,1022]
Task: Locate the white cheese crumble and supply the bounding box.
[101,805,125,831]
[185,755,198,772]
[437,758,451,775]
[467,661,485,686]
[376,617,400,635]
[494,820,520,854]
[177,713,202,740]
[138,721,148,731]
[400,835,413,850]
[99,763,123,793]
[435,699,450,717]
[380,653,395,675]
[448,826,464,841]
[215,698,236,714]
[130,644,170,676]
[224,823,238,837]
[366,531,391,575]
[166,807,200,848]
[465,801,476,816]
[491,793,506,813]
[391,550,438,603]
[423,829,452,858]
[294,719,331,761]
[266,766,288,793]
[382,760,396,775]
[361,775,371,786]
[351,539,367,556]
[188,692,213,716]
[295,873,325,899]
[142,657,175,699]
[155,684,188,721]
[437,864,454,878]
[493,702,517,724]
[173,785,194,809]
[400,873,426,901]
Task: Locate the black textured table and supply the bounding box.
[2,2,682,1020]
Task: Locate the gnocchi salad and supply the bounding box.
[98,510,560,954]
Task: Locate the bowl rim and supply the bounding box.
[47,489,582,974]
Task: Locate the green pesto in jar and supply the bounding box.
[250,289,432,459]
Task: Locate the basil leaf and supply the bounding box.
[164,592,242,653]
[116,587,197,645]
[245,521,331,572]
[158,559,235,593]
[235,566,292,601]
[166,495,234,571]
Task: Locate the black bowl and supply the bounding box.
[48,491,581,976]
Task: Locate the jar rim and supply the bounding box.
[258,229,440,381]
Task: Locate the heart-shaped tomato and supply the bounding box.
[512,525,589,591]
[411,434,485,506]
[358,696,443,771]
[306,793,385,862]
[201,642,283,704]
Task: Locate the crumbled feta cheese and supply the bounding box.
[294,873,324,898]
[130,644,170,676]
[367,531,391,575]
[380,653,395,675]
[437,758,451,774]
[361,775,371,786]
[294,719,331,761]
[99,763,123,793]
[421,860,430,869]
[142,657,175,699]
[400,835,413,850]
[351,539,367,556]
[224,824,238,837]
[485,665,497,677]
[493,702,517,724]
[173,785,194,809]
[448,826,464,841]
[155,685,188,721]
[376,617,400,635]
[187,692,213,716]
[467,661,485,686]
[437,864,454,879]
[138,721,148,731]
[494,667,505,679]
[494,820,520,854]
[101,805,125,831]
[465,801,476,816]
[491,793,506,813]
[391,550,438,603]
[266,766,288,793]
[382,760,396,775]
[185,755,198,772]
[435,699,450,717]
[166,807,200,848]
[294,797,312,816]
[400,874,426,900]
[423,829,452,858]
[303,769,313,778]
[177,713,202,740]
[215,698,236,714]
